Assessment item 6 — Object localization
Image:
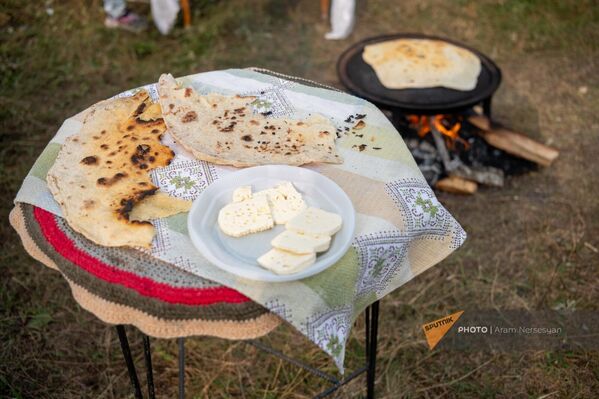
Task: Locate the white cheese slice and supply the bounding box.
[217,195,273,237]
[271,230,331,254]
[257,248,316,275]
[255,181,306,225]
[286,207,342,236]
[232,185,252,202]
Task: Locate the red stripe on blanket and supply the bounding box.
[33,207,250,305]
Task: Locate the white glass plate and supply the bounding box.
[187,165,356,282]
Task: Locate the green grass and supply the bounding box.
[1,0,599,397]
[480,0,599,53]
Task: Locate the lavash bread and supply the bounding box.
[157,74,342,167]
[129,192,191,222]
[47,91,176,248]
[362,39,482,91]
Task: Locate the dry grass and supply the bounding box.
[1,0,598,397]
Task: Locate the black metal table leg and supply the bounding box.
[114,302,381,399]
[366,301,380,399]
[482,97,492,119]
[391,108,404,129]
[143,335,155,399]
[178,337,185,399]
[116,325,143,399]
[365,305,371,362]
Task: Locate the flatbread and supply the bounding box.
[157,74,342,167]
[362,39,481,91]
[47,91,178,248]
[129,192,192,221]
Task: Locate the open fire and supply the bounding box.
[395,111,559,194]
[408,114,468,150]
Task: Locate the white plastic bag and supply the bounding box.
[325,0,355,40]
[151,0,180,35]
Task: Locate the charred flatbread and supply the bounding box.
[157,74,342,167]
[47,91,178,248]
[362,39,481,91]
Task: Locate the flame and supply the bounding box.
[408,115,468,150]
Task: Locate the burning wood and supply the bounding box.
[468,115,559,167]
[402,110,553,194]
[426,116,505,187]
[429,119,454,172]
[409,115,468,149]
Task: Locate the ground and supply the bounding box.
[1,0,598,398]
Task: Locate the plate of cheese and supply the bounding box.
[187,165,355,282]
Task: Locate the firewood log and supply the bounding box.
[435,176,478,195]
[468,115,559,166]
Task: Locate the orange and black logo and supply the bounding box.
[422,311,464,350]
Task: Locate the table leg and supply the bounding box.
[391,109,405,129]
[143,335,155,399]
[115,306,380,399]
[116,325,143,399]
[178,337,185,399]
[483,97,492,119]
[365,305,371,361]
[366,301,380,399]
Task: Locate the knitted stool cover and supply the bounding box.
[10,203,280,339]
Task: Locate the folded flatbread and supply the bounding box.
[47,91,177,248]
[129,192,191,221]
[362,39,481,91]
[157,74,342,167]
